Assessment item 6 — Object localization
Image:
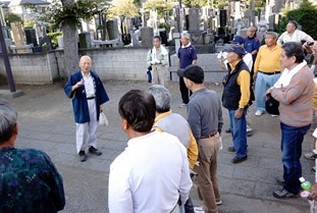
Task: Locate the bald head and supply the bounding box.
[79,55,92,74]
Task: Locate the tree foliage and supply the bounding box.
[276,0,317,39]
[5,12,23,27]
[108,0,139,18]
[28,0,109,28]
[143,0,173,17]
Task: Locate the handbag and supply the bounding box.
[99,111,109,126]
[147,66,152,83]
[265,95,279,115]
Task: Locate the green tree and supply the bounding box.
[5,12,23,28]
[143,0,173,19]
[29,0,109,76]
[108,0,139,18]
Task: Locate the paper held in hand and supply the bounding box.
[99,112,109,126]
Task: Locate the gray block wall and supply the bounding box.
[169,53,226,83]
[0,47,226,85]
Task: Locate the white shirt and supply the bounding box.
[218,52,253,71]
[278,29,314,45]
[82,72,95,98]
[108,131,192,213]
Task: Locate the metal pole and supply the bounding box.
[0,10,16,92]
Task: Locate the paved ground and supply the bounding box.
[1,80,316,213]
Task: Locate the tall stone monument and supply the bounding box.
[106,19,119,40]
[188,8,200,33]
[140,27,153,46]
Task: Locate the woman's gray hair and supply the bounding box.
[0,99,18,144]
[147,85,171,113]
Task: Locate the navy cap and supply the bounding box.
[224,45,246,57]
[230,36,245,45]
[177,65,204,84]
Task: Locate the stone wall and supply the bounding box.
[0,47,225,85]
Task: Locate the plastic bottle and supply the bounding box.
[300,177,312,191]
[299,177,317,213]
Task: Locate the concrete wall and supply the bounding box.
[0,52,59,85]
[80,48,149,81]
[169,53,225,83]
[0,47,225,85]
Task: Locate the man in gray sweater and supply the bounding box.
[178,65,223,213]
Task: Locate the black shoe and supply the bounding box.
[227,146,236,152]
[79,150,87,162]
[89,146,102,156]
[231,155,247,164]
[225,128,231,133]
[273,189,299,199]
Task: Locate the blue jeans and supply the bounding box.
[255,72,281,111]
[228,109,247,158]
[280,122,310,194]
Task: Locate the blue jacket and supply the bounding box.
[244,37,261,61]
[64,71,109,124]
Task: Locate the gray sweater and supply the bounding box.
[187,88,223,141]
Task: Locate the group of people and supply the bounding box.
[1,19,317,213]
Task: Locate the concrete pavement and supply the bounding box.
[2,80,314,213]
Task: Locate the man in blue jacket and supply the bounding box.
[64,55,109,162]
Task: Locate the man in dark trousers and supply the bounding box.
[178,32,198,108]
[222,45,251,164]
[178,65,223,213]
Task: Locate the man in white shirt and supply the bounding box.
[277,20,313,45]
[108,90,192,213]
[146,36,169,86]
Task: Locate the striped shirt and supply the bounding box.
[271,65,314,127]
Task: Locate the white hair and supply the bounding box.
[0,99,18,143]
[147,85,171,112]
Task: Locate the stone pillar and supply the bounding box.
[140,27,153,46]
[188,8,200,33]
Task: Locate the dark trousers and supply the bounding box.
[179,77,192,104]
[280,122,310,194]
[184,197,194,213]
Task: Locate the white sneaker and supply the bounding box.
[246,126,252,133]
[179,103,187,108]
[255,110,264,116]
[194,206,205,213]
[216,199,223,206]
[271,114,278,117]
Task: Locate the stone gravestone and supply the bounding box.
[79,32,91,49]
[140,27,153,47]
[188,8,200,33]
[11,22,28,53]
[106,19,119,40]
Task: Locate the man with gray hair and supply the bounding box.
[254,32,282,116]
[148,85,198,213]
[64,55,109,162]
[178,32,198,108]
[0,99,65,212]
